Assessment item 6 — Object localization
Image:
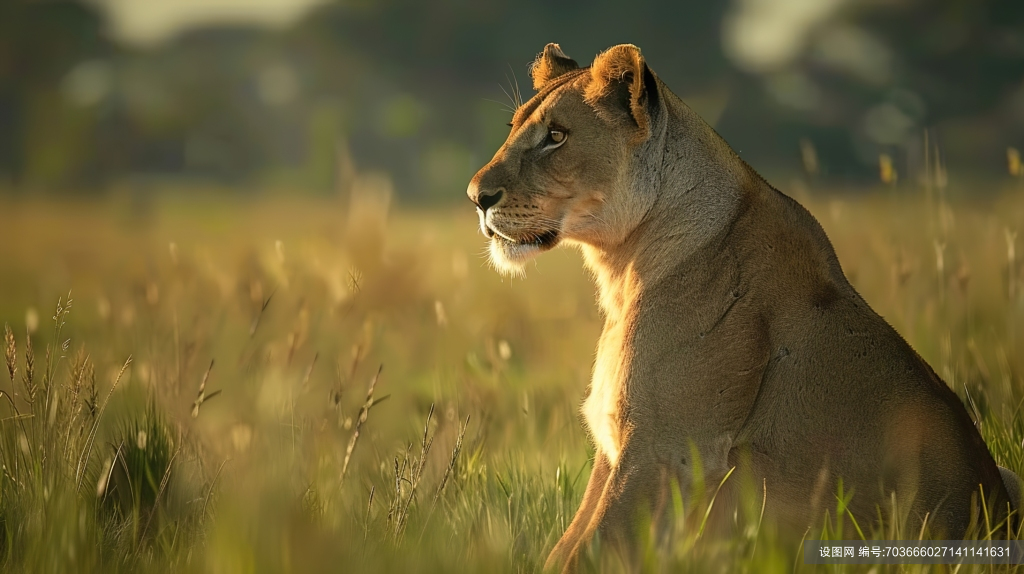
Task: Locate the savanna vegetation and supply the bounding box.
[2,172,1024,572]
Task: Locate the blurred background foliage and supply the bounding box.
[1,0,1022,199]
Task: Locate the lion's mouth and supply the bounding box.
[485,224,560,273]
[478,207,560,251]
[478,209,561,272]
[492,229,560,250]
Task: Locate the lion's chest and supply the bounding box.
[582,319,631,467]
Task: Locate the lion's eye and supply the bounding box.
[543,129,567,150]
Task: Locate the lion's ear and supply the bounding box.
[586,44,656,139]
[530,43,580,90]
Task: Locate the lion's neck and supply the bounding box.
[580,246,642,321]
[581,94,756,321]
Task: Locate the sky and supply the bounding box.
[88,0,331,46]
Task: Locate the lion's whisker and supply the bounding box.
[498,84,519,116]
[506,64,524,109]
[483,97,516,117]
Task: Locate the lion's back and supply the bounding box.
[735,197,1008,536]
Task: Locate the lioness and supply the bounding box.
[467,43,1020,571]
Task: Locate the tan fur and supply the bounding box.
[585,45,650,142]
[467,44,1016,572]
[530,43,580,90]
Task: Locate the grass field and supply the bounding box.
[2,177,1024,572]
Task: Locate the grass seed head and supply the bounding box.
[23,332,36,404]
[84,357,97,418]
[4,323,16,384]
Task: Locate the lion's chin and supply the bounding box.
[488,231,559,276]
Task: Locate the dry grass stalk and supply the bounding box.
[416,414,471,545]
[4,323,16,385]
[363,485,376,545]
[114,445,136,507]
[331,344,363,416]
[42,292,73,420]
[137,432,181,550]
[393,404,435,536]
[97,440,123,500]
[339,365,385,487]
[300,352,318,392]
[236,291,275,368]
[62,350,92,460]
[433,414,470,505]
[386,445,411,530]
[191,359,220,418]
[202,459,229,520]
[84,352,96,419]
[66,350,89,416]
[248,290,274,338]
[76,355,132,491]
[0,390,28,442]
[44,291,73,385]
[963,382,982,430]
[22,333,36,406]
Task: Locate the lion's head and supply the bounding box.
[467,44,663,275]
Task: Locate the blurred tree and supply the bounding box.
[0,0,113,186]
[720,0,1024,179]
[0,0,1021,193]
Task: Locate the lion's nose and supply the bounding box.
[468,184,505,213]
[477,188,504,211]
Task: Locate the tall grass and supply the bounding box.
[0,178,1023,572]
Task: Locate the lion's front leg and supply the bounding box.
[545,452,612,573]
[553,445,666,572]
[556,435,735,571]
